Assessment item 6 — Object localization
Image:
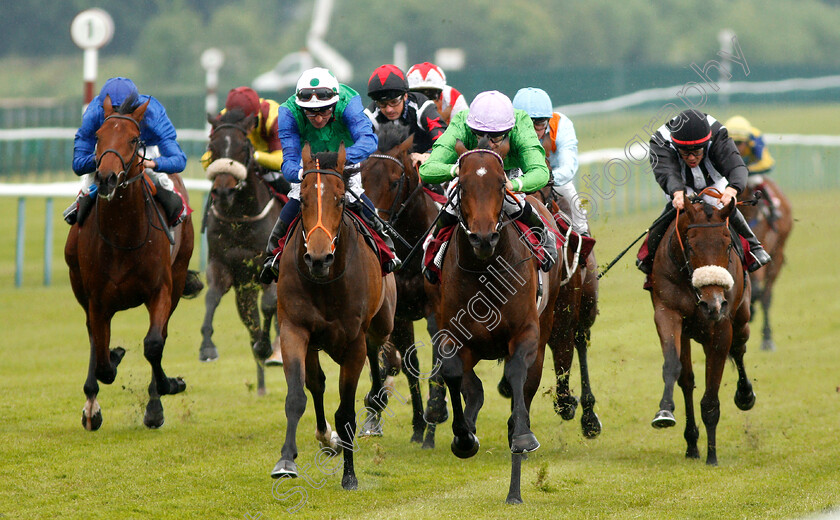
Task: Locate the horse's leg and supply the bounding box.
[235,284,268,396]
[144,290,186,399]
[388,318,425,443]
[360,338,387,438]
[550,326,578,421]
[575,326,602,438]
[305,350,338,453]
[443,351,479,459]
[82,308,125,431]
[651,308,683,428]
[262,284,283,366]
[732,298,756,411]
[677,334,699,459]
[335,336,368,491]
[759,276,776,352]
[272,325,310,479]
[506,328,542,455]
[461,369,484,434]
[507,332,545,505]
[199,263,231,362]
[423,312,446,449]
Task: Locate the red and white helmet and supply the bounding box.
[406,62,447,91]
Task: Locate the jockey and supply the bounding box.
[259,67,400,284]
[512,87,589,236]
[406,62,469,125]
[201,86,290,195]
[65,77,190,228]
[419,90,557,278]
[364,64,447,168]
[637,109,772,275]
[724,115,779,221]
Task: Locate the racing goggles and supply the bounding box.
[471,129,509,144]
[296,87,336,103]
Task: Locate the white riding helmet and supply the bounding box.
[295,67,340,109]
[406,62,447,91]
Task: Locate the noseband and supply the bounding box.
[96,114,145,200]
[208,122,255,188]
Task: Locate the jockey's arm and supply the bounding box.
[418,125,463,184]
[277,106,304,183]
[72,102,102,175]
[507,112,550,193]
[746,136,774,174]
[341,95,378,164]
[143,99,186,174]
[649,136,685,197]
[549,116,579,187]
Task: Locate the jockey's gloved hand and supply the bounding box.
[345,162,362,176]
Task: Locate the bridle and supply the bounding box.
[454,148,512,235]
[301,161,346,253]
[95,114,146,201]
[366,152,425,226]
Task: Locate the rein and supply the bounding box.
[301,163,345,253]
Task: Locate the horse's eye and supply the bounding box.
[390,180,400,189]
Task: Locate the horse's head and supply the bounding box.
[299,142,347,278]
[361,125,415,222]
[206,109,257,209]
[455,138,510,259]
[679,192,737,321]
[95,94,149,201]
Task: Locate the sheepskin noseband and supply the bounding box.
[206,158,248,181]
[691,265,734,290]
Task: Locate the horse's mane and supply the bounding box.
[116,92,141,115]
[313,151,340,170]
[376,123,410,152]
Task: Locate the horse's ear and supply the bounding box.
[243,114,257,131]
[496,137,511,159]
[103,95,114,116]
[721,197,736,218]
[207,112,218,126]
[398,134,415,156]
[337,142,346,172]
[454,139,468,156]
[132,99,150,122]
[301,142,312,167]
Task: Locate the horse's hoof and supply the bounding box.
[341,474,358,490]
[264,350,283,367]
[581,412,602,439]
[505,495,524,505]
[651,410,676,428]
[451,432,480,459]
[685,446,700,459]
[424,402,449,425]
[318,430,340,455]
[761,339,776,352]
[359,415,383,437]
[422,438,435,450]
[82,409,102,431]
[497,377,513,399]
[199,346,219,362]
[143,399,165,429]
[162,377,187,395]
[511,433,540,454]
[554,394,579,420]
[735,389,756,411]
[271,459,298,479]
[410,429,424,444]
[252,340,273,361]
[110,347,126,366]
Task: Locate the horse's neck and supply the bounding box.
[454,223,523,273]
[239,169,271,206]
[97,179,149,237]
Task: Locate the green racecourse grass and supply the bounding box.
[0,186,839,520]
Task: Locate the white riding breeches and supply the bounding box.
[553,182,589,234]
[287,167,364,203]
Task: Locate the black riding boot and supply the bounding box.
[63,193,96,226]
[516,203,557,272]
[259,217,289,284]
[636,203,675,274]
[154,187,186,226]
[757,183,780,224]
[730,208,771,272]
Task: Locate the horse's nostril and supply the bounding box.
[468,233,482,248]
[324,253,335,266]
[303,253,312,267]
[489,232,500,247]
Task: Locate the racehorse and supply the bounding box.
[270,143,397,490]
[65,94,194,430]
[524,185,601,438]
[200,109,284,395]
[428,139,564,504]
[360,124,447,448]
[649,187,756,465]
[738,178,793,351]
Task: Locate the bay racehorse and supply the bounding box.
[428,139,564,504]
[270,143,397,490]
[649,187,756,465]
[738,177,793,351]
[65,94,193,430]
[200,109,284,395]
[360,124,447,448]
[521,185,602,438]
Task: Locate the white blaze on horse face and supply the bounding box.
[476,167,487,177]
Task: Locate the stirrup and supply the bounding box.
[747,247,771,273]
[260,255,279,284]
